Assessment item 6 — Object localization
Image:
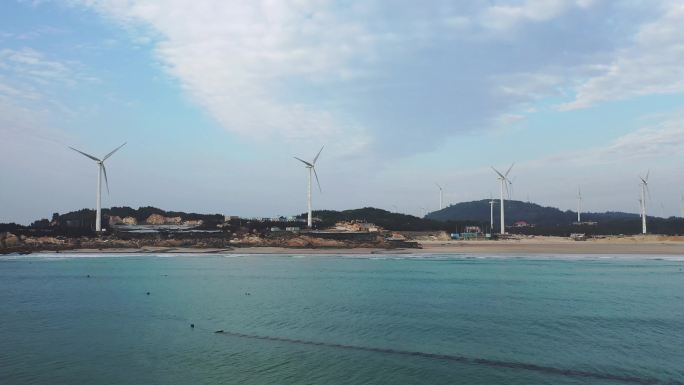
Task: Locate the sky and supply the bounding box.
[2,0,684,224]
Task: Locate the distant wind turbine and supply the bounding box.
[488,194,496,233]
[577,185,582,223]
[435,183,443,210]
[508,176,517,200]
[69,142,126,232]
[639,171,650,234]
[491,163,514,235]
[681,194,684,218]
[294,145,324,228]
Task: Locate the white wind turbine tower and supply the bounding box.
[681,194,684,218]
[491,163,514,235]
[639,171,650,234]
[294,146,324,228]
[488,194,496,233]
[577,186,582,223]
[69,142,127,232]
[436,183,444,210]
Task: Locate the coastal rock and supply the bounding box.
[122,216,137,225]
[166,216,182,224]
[108,216,123,225]
[145,214,182,225]
[334,221,382,232]
[145,214,166,225]
[0,232,21,248]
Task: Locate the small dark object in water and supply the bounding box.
[215,330,224,334]
[87,274,90,278]
[146,292,150,295]
[245,292,251,296]
[190,324,194,329]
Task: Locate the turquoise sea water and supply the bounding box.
[1,254,683,385]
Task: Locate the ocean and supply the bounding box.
[1,254,683,385]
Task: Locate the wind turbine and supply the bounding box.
[508,176,517,201]
[436,183,444,210]
[681,194,684,218]
[488,194,496,234]
[420,207,428,217]
[491,163,514,235]
[577,185,582,223]
[69,142,126,232]
[639,171,650,234]
[294,146,324,228]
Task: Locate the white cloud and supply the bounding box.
[0,48,73,85]
[602,114,684,160]
[480,0,595,32]
[72,0,611,153]
[560,2,684,110]
[75,0,379,151]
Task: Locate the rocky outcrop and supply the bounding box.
[122,216,137,225]
[108,216,123,225]
[145,214,182,225]
[0,232,21,248]
[334,221,382,232]
[1,230,419,254]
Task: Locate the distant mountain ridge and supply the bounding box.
[426,199,641,226]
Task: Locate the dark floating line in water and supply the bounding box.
[216,331,682,385]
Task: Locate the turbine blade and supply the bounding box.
[102,142,127,161]
[491,166,505,179]
[435,183,442,190]
[313,145,324,164]
[101,164,110,195]
[312,167,322,192]
[645,169,650,182]
[504,162,515,177]
[294,157,313,167]
[69,146,100,162]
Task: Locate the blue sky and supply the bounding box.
[2,0,684,224]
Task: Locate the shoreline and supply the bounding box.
[8,238,684,256]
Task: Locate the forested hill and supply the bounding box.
[309,208,473,231]
[426,199,641,226]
